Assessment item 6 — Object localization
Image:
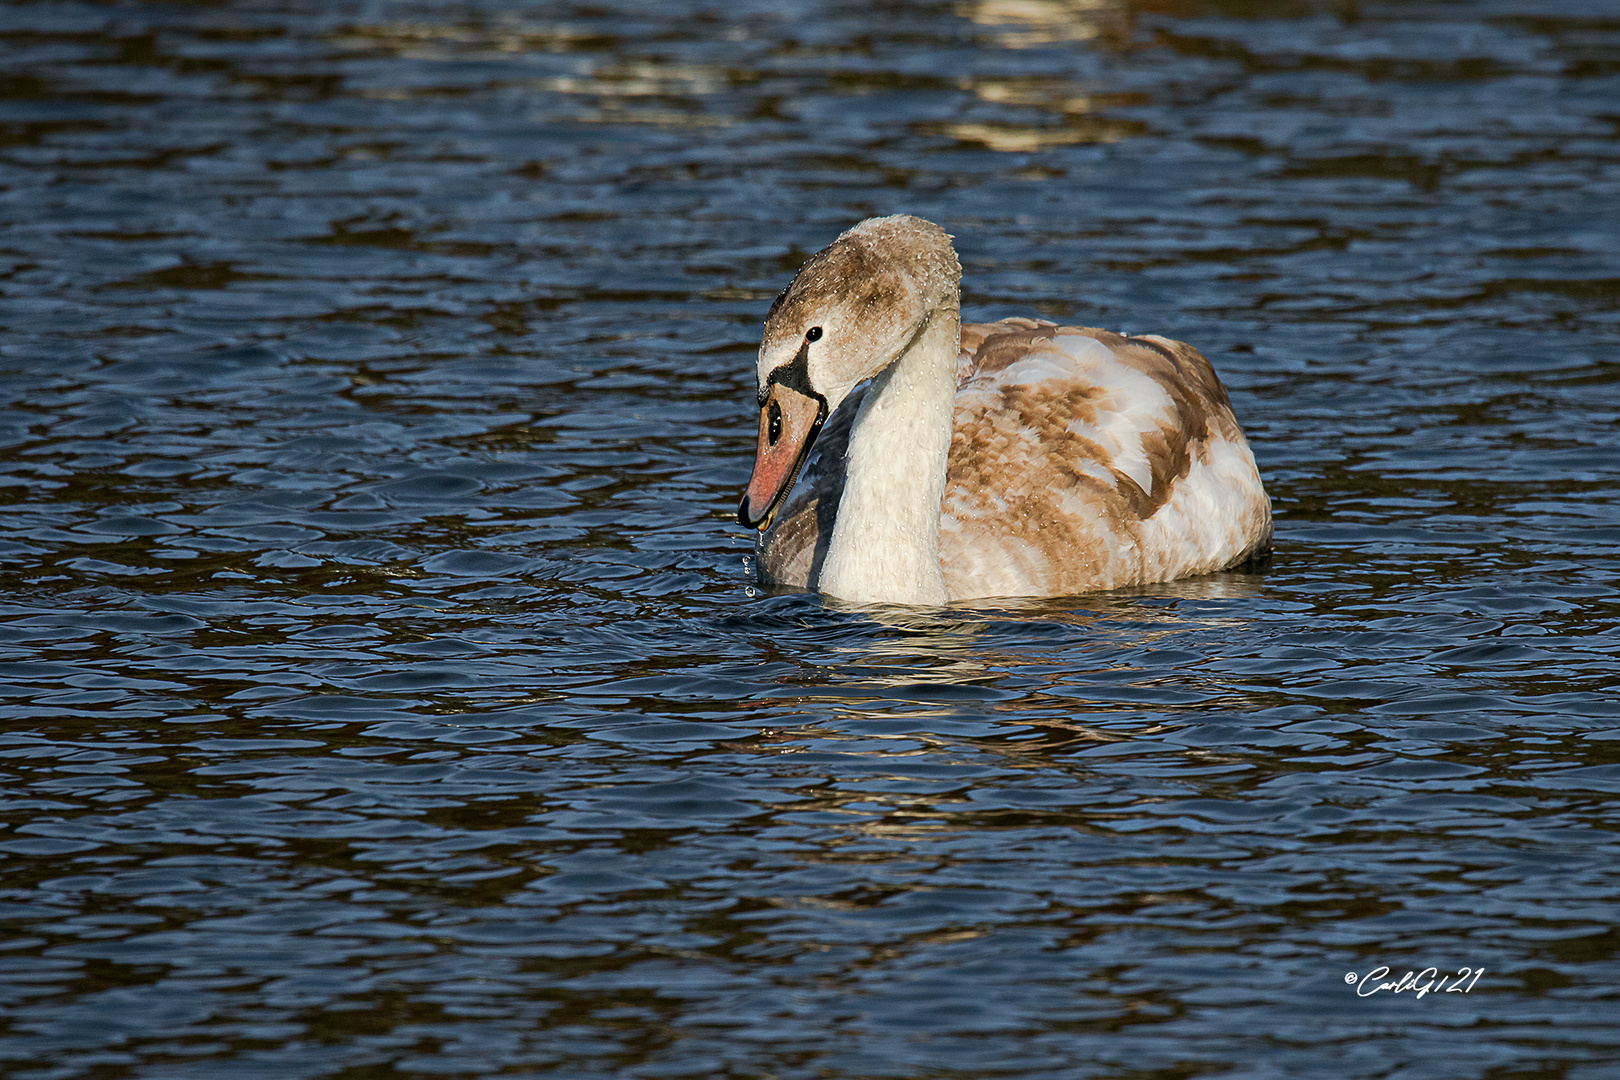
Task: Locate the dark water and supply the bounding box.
[2,0,1618,1076]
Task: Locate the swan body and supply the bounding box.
[738,215,1271,606]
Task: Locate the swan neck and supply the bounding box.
[818,309,959,605]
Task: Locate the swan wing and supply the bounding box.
[941,319,1271,599]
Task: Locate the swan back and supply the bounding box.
[940,319,1270,598]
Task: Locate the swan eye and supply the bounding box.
[804,326,822,343]
[767,400,782,445]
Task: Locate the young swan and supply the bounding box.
[738,215,1272,606]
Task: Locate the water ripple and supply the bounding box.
[1,0,1618,1077]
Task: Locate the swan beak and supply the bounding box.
[738,384,827,532]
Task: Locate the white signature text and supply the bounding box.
[1345,966,1484,999]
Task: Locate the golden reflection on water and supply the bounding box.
[921,116,1145,151]
[958,0,1131,49]
[536,62,739,99]
[966,75,1145,113]
[333,7,1158,142]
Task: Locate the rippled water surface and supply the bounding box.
[2,0,1619,1076]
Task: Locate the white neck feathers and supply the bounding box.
[817,310,960,605]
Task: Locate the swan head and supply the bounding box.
[738,214,961,531]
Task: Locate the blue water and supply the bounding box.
[1,1,1618,1076]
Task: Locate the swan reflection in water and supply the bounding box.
[738,568,1271,761]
